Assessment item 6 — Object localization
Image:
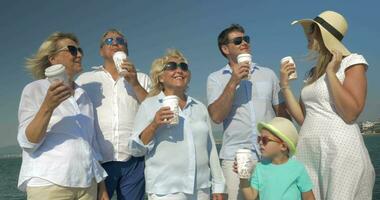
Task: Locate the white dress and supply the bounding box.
[297,54,375,200]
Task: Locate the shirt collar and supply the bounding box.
[222,63,260,74]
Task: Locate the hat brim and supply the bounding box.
[257,122,297,156]
[292,19,351,56]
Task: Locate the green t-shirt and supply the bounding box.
[250,158,313,200]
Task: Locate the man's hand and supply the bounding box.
[121,59,139,86]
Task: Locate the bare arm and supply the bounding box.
[208,65,250,124]
[122,59,148,103]
[325,50,367,124]
[279,61,305,125]
[273,103,291,120]
[139,107,173,145]
[25,81,72,143]
[240,179,258,200]
[302,190,316,200]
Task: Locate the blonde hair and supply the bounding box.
[305,25,333,85]
[149,49,189,97]
[25,32,79,79]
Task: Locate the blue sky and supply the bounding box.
[1,0,379,147]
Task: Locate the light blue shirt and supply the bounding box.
[251,158,313,200]
[128,92,226,195]
[207,63,283,160]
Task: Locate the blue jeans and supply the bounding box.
[102,157,145,200]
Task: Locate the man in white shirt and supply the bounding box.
[76,29,151,200]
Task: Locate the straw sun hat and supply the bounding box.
[257,117,298,156]
[292,10,351,56]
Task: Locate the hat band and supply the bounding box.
[314,16,344,41]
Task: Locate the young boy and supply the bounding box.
[237,117,315,200]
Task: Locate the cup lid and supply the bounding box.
[237,53,252,58]
[45,64,66,77]
[163,95,179,101]
[113,51,127,60]
[236,149,252,154]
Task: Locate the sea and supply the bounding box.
[1,134,379,200]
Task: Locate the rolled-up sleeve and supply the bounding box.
[17,85,45,153]
[206,74,222,106]
[128,102,155,157]
[207,114,226,193]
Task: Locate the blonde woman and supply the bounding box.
[17,32,108,200]
[280,11,375,199]
[128,49,226,200]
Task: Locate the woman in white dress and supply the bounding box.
[279,11,375,200]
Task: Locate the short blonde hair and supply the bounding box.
[25,32,79,79]
[149,49,189,97]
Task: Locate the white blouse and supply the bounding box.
[17,79,107,191]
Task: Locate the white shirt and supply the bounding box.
[76,66,151,162]
[17,79,107,191]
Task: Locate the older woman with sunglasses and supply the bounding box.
[128,49,226,200]
[17,32,108,200]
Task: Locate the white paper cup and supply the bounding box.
[236,149,254,179]
[281,56,297,80]
[162,95,179,125]
[113,51,128,75]
[45,64,68,85]
[237,54,252,80]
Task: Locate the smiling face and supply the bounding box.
[221,31,251,61]
[100,31,128,60]
[48,38,83,79]
[259,129,288,159]
[159,57,191,93]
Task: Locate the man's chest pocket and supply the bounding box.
[253,81,272,100]
[232,84,251,106]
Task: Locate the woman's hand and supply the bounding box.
[326,49,343,74]
[42,81,72,112]
[279,60,296,87]
[97,181,109,200]
[151,106,174,128]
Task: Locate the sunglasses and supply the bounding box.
[163,62,189,71]
[103,37,126,46]
[257,136,282,146]
[56,45,83,57]
[226,35,250,45]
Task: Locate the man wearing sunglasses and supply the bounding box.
[207,24,289,200]
[76,29,150,200]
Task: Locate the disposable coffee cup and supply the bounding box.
[236,149,254,179]
[237,53,252,80]
[113,51,128,75]
[162,95,179,125]
[281,56,297,80]
[45,64,68,85]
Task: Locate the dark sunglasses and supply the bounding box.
[103,37,126,46]
[56,45,83,57]
[257,136,282,146]
[163,62,189,71]
[226,35,250,45]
